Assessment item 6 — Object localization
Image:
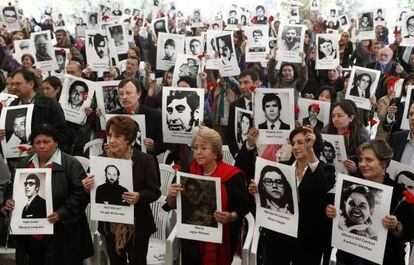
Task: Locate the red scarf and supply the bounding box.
[190,160,241,265]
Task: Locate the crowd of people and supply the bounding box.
[0,2,413,265]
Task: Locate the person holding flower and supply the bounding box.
[326,140,414,265]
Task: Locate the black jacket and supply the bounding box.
[227,97,247,158]
[21,195,46,219]
[388,130,410,162]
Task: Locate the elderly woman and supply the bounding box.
[237,126,335,264]
[326,140,414,265]
[164,126,250,265]
[82,116,160,265]
[5,123,94,265]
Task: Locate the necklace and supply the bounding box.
[203,163,218,176]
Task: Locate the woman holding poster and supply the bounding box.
[82,116,161,265]
[326,140,414,265]
[241,126,335,264]
[165,126,250,265]
[5,123,94,265]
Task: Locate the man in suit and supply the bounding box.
[258,93,290,130]
[302,104,324,131]
[388,102,414,166]
[350,73,371,99]
[404,15,414,39]
[227,70,261,158]
[22,174,46,219]
[253,5,267,24]
[96,165,129,206]
[227,10,238,25]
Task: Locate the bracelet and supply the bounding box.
[393,221,402,232]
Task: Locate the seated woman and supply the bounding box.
[240,126,335,264]
[164,126,250,265]
[5,123,94,265]
[326,140,414,265]
[82,115,161,265]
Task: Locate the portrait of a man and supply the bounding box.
[166,90,200,132]
[89,13,98,26]
[320,140,336,164]
[109,25,124,47]
[359,13,373,31]
[181,178,218,227]
[227,10,238,25]
[163,39,176,61]
[7,112,27,145]
[95,165,129,206]
[249,29,265,52]
[54,49,66,74]
[192,10,202,24]
[258,165,294,214]
[404,15,414,38]
[217,35,235,65]
[178,58,199,80]
[154,19,167,37]
[3,6,17,24]
[189,39,202,56]
[253,5,267,24]
[350,73,372,98]
[93,33,108,59]
[103,86,122,112]
[258,93,290,130]
[236,112,253,148]
[395,171,414,195]
[280,26,300,52]
[34,34,52,62]
[339,16,348,26]
[318,37,337,60]
[21,174,46,219]
[302,104,324,131]
[375,9,385,21]
[67,80,88,111]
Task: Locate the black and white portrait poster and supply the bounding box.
[94,80,122,128]
[0,92,18,107]
[176,172,222,243]
[85,30,111,71]
[162,87,204,144]
[106,114,147,153]
[152,17,169,37]
[211,20,223,31]
[215,31,240,77]
[75,16,87,39]
[345,66,381,110]
[0,104,34,159]
[254,157,299,237]
[373,8,386,27]
[13,39,33,64]
[245,26,269,63]
[10,168,53,235]
[87,11,99,30]
[205,30,219,70]
[234,107,253,150]
[110,1,123,22]
[156,32,185,71]
[400,11,414,47]
[30,30,57,72]
[52,48,69,75]
[107,24,129,57]
[254,88,295,145]
[191,9,204,28]
[251,4,268,25]
[59,75,95,125]
[400,86,414,130]
[0,6,21,32]
[297,98,330,131]
[90,156,134,224]
[321,134,348,193]
[315,33,340,70]
[225,8,240,31]
[172,54,201,88]
[276,24,305,63]
[339,15,350,30]
[185,36,204,56]
[332,174,393,265]
[358,12,375,40]
[386,160,414,195]
[309,0,320,11]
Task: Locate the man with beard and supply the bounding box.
[93,33,108,59]
[95,165,129,206]
[279,26,301,52]
[258,93,290,130]
[34,34,52,61]
[166,90,200,132]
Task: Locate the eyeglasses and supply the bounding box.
[263,178,284,186]
[24,181,36,187]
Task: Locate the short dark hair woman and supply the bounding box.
[82,115,161,264]
[326,139,414,264]
[5,123,94,265]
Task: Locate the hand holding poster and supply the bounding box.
[254,157,299,237]
[177,172,222,243]
[10,168,53,235]
[90,156,134,224]
[331,174,392,264]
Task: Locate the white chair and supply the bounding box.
[166,225,179,265]
[232,212,255,265]
[159,164,176,197]
[157,150,171,165]
[147,196,171,264]
[222,145,235,165]
[83,138,104,157]
[74,156,90,172]
[83,204,107,265]
[249,224,261,265]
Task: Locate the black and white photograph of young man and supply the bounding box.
[1,6,20,31]
[373,8,386,27]
[215,32,240,77]
[87,12,99,29]
[85,30,110,71]
[339,15,349,29]
[401,12,414,46]
[53,48,68,74]
[172,54,201,87]
[298,99,330,132]
[185,36,204,56]
[386,160,414,195]
[277,24,305,63]
[191,9,203,28]
[345,66,381,110]
[30,31,57,71]
[246,26,268,62]
[95,81,122,128]
[156,33,185,71]
[10,169,53,235]
[0,104,33,158]
[320,134,348,183]
[316,33,340,69]
[108,25,125,47]
[75,16,87,39]
[90,156,134,224]
[162,87,204,144]
[227,9,238,25]
[234,107,253,149]
[357,12,375,40]
[252,5,267,24]
[258,93,290,130]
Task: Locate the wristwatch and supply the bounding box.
[393,221,402,232]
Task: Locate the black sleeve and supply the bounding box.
[137,154,161,207]
[226,101,239,158]
[225,172,250,220]
[234,144,256,183]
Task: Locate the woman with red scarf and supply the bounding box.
[164,126,250,265]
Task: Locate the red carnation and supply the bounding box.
[0,102,3,109]
[172,164,182,171]
[98,131,106,139]
[2,24,7,28]
[251,17,257,24]
[18,145,28,152]
[403,190,414,204]
[397,37,402,43]
[311,103,319,113]
[197,54,203,59]
[134,16,138,21]
[369,119,377,126]
[269,16,274,22]
[243,35,248,41]
[160,12,165,17]
[343,129,351,135]
[312,25,320,33]
[82,92,88,101]
[102,15,110,21]
[223,23,227,28]
[144,22,148,27]
[127,109,134,115]
[393,29,401,35]
[294,106,300,114]
[249,85,256,92]
[384,72,390,78]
